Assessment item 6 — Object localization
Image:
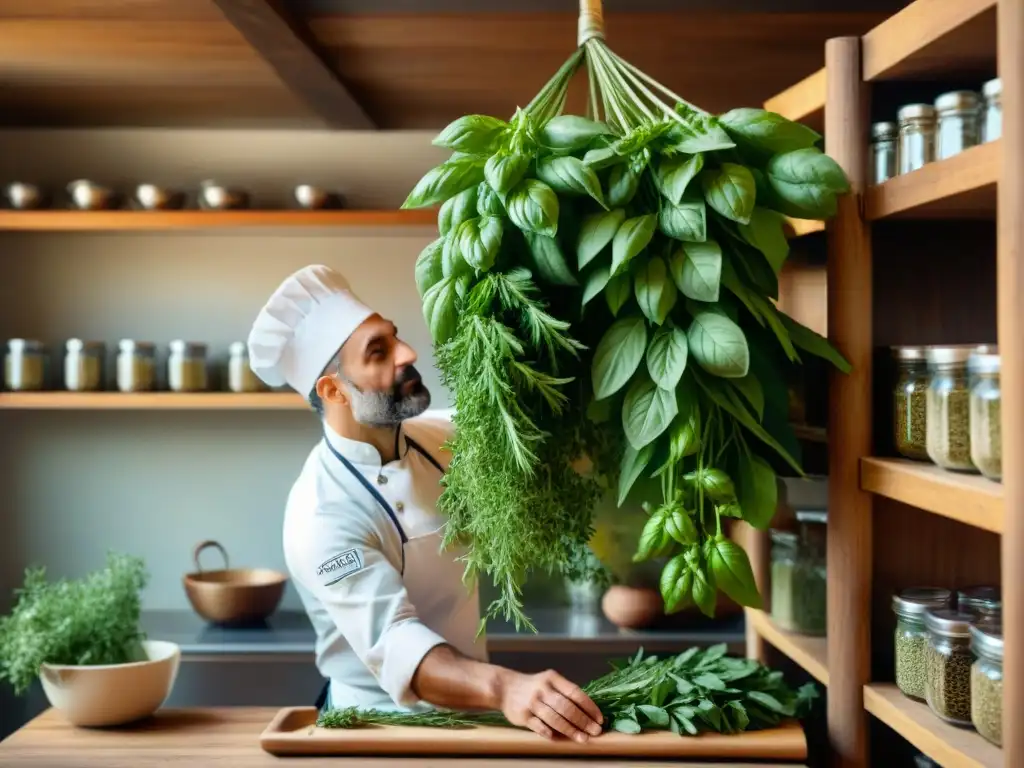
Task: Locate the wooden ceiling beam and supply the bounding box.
[210,0,374,130]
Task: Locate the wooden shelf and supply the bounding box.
[865,140,999,221]
[862,0,996,82]
[745,609,829,686]
[791,423,827,443]
[860,457,1003,534]
[763,68,825,133]
[863,684,1001,768]
[0,392,307,410]
[783,217,825,238]
[0,209,437,231]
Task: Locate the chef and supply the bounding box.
[247,264,603,743]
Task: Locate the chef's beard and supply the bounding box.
[344,365,431,427]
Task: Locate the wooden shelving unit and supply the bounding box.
[0,392,307,410]
[745,0,1019,765]
[763,67,825,132]
[0,209,437,231]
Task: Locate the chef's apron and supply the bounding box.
[314,429,484,712]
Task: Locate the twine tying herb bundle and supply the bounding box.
[404,0,852,631]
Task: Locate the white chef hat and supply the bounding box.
[247,264,375,396]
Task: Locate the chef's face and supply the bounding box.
[332,315,431,427]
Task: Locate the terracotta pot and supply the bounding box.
[601,585,663,629]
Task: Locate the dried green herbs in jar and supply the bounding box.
[926,346,985,472]
[968,352,1002,481]
[958,585,1001,620]
[790,510,827,636]
[924,609,976,725]
[769,530,798,631]
[970,621,1003,747]
[893,587,953,701]
[892,346,930,461]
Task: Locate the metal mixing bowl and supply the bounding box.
[67,180,117,210]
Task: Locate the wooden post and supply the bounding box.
[737,522,768,662]
[824,36,872,768]
[998,0,1023,763]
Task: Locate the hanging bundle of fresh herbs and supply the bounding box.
[318,644,818,735]
[403,0,851,630]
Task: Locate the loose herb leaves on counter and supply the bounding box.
[318,645,818,736]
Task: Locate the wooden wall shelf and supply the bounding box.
[0,209,437,231]
[0,392,307,410]
[863,684,1002,768]
[864,140,999,221]
[861,0,996,82]
[763,68,825,133]
[745,609,829,687]
[783,218,826,238]
[860,457,1003,534]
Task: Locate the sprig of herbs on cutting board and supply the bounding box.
[0,552,148,695]
[317,644,818,735]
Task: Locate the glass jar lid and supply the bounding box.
[892,587,952,618]
[898,103,936,123]
[65,338,105,353]
[169,340,208,356]
[924,608,975,638]
[228,341,249,358]
[871,121,898,141]
[6,338,44,352]
[958,585,1001,616]
[967,352,1000,376]
[934,90,981,113]
[770,529,798,547]
[892,345,927,362]
[969,621,1003,661]
[118,339,156,355]
[982,78,1002,99]
[795,509,827,525]
[926,344,990,367]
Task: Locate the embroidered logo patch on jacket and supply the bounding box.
[317,548,364,586]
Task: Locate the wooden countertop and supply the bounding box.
[0,707,808,767]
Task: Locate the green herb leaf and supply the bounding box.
[456,215,503,272]
[638,705,671,727]
[656,153,704,205]
[523,231,577,286]
[745,291,798,361]
[439,185,480,236]
[612,718,642,734]
[476,183,504,217]
[403,156,486,209]
[605,274,632,316]
[665,113,736,153]
[612,214,657,275]
[634,256,678,326]
[653,413,699,477]
[709,536,762,609]
[665,510,698,546]
[506,179,559,237]
[747,690,790,715]
[700,469,736,502]
[694,672,726,691]
[635,509,672,561]
[433,115,508,154]
[701,163,756,225]
[726,700,750,731]
[730,374,764,420]
[660,554,691,612]
[691,566,717,618]
[670,240,722,303]
[735,452,778,529]
[619,441,655,505]
[422,276,459,344]
[739,208,790,275]
[536,156,606,207]
[646,325,689,390]
[485,151,531,197]
[659,198,707,243]
[780,314,852,373]
[718,108,821,155]
[577,208,625,269]
[414,238,445,298]
[607,163,641,207]
[592,316,648,399]
[766,148,849,219]
[687,310,750,378]
[623,372,679,450]
[539,115,610,151]
[442,232,471,279]
[582,266,611,308]
[582,146,621,170]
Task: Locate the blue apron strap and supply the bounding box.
[404,436,445,475]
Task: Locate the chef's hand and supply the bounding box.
[496,669,604,742]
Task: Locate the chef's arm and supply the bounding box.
[411,644,604,742]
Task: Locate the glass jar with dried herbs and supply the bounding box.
[968,352,1001,481]
[892,346,930,461]
[970,620,1003,747]
[926,346,984,472]
[892,587,953,701]
[769,529,798,631]
[958,585,1001,620]
[925,609,976,726]
[791,510,827,636]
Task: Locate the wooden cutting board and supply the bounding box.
[259,707,808,760]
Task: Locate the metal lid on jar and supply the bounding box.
[897,103,936,123]
[925,344,993,367]
[795,509,827,525]
[969,620,1003,660]
[871,121,898,141]
[118,339,156,354]
[891,345,927,361]
[228,341,249,358]
[967,352,1001,375]
[982,78,1002,98]
[924,608,975,638]
[958,585,1001,616]
[6,338,44,352]
[892,587,953,617]
[934,90,981,113]
[169,340,208,356]
[770,529,799,546]
[65,338,105,353]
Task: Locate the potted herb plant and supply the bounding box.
[0,552,181,727]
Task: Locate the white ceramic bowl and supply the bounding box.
[39,640,181,727]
